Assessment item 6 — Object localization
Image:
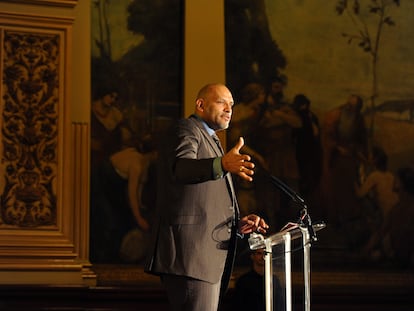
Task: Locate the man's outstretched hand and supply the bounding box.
[221,137,255,182]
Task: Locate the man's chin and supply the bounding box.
[217,123,229,131]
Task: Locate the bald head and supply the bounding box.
[196,83,225,100]
[194,83,234,131]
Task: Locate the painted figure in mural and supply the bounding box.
[388,167,414,267]
[90,134,156,263]
[251,77,302,231]
[145,83,269,311]
[232,248,284,311]
[111,136,158,263]
[228,83,268,217]
[91,87,127,169]
[321,94,368,248]
[228,83,268,169]
[355,146,399,260]
[90,83,156,263]
[291,94,323,203]
[109,140,156,232]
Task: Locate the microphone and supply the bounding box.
[266,171,318,242]
[269,174,305,205]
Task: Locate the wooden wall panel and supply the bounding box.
[0,8,94,285]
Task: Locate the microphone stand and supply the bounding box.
[266,173,320,311]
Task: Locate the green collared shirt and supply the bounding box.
[213,157,225,179]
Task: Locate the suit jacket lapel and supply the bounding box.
[190,115,240,217]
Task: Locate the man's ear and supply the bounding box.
[195,98,204,112]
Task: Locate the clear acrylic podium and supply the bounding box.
[248,220,326,311]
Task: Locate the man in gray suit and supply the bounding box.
[145,83,269,311]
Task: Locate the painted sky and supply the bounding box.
[264,0,414,111]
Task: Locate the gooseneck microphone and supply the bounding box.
[266,172,318,242]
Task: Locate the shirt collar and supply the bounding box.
[192,114,215,136]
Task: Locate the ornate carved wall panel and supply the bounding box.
[1,30,61,228]
[0,11,93,284]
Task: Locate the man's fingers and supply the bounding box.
[238,168,254,182]
[240,174,253,182]
[233,137,245,153]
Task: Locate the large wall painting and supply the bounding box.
[225,0,414,269]
[90,0,183,264]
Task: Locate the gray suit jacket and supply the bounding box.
[145,115,239,288]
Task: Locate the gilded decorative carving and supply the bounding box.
[1,31,59,228]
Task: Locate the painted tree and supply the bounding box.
[335,0,400,141]
[91,0,124,105]
[92,0,113,62]
[225,0,286,98]
[125,0,183,104]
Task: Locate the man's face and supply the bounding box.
[197,85,234,131]
[251,249,265,267]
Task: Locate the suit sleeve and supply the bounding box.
[169,119,221,184]
[174,158,216,183]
